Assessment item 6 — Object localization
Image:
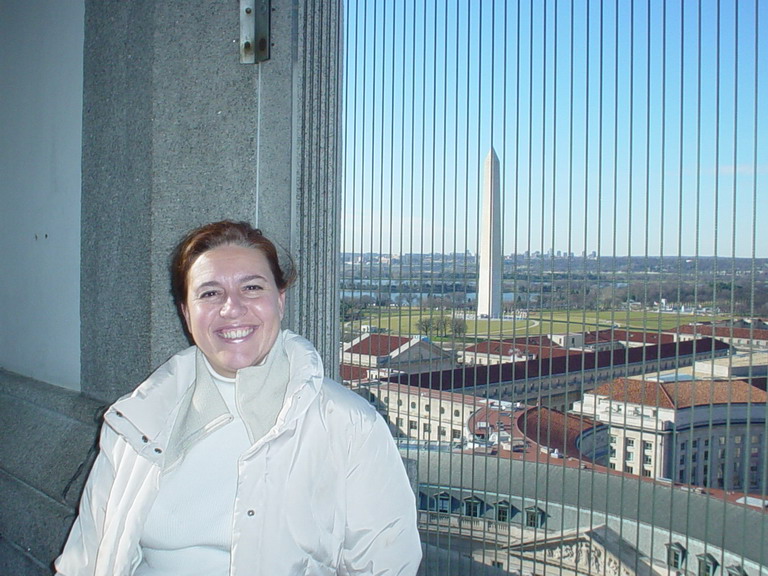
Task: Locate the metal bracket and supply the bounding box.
[240,0,271,64]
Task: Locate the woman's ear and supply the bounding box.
[278,290,286,320]
[181,303,190,329]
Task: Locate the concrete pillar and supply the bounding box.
[81,0,341,401]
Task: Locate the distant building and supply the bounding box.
[390,337,732,411]
[339,364,374,387]
[460,334,581,367]
[550,332,623,353]
[459,340,535,366]
[468,403,609,464]
[572,378,768,492]
[341,333,456,375]
[366,381,480,442]
[677,321,768,351]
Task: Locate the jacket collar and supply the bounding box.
[104,330,325,467]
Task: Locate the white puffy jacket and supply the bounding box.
[55,331,422,575]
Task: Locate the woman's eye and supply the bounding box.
[244,284,263,292]
[200,290,219,299]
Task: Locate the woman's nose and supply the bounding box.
[220,293,246,317]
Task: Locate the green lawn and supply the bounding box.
[349,307,721,341]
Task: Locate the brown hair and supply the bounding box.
[170,220,296,314]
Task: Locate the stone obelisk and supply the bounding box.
[477,148,502,318]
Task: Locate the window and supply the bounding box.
[410,402,416,410]
[452,429,462,440]
[726,565,748,576]
[463,497,483,518]
[453,409,460,418]
[496,502,511,523]
[610,435,617,444]
[698,553,719,576]
[643,441,653,451]
[436,493,452,514]
[626,439,635,448]
[423,423,431,434]
[644,455,652,465]
[625,465,634,474]
[424,404,431,413]
[525,507,544,528]
[408,420,417,431]
[643,469,652,477]
[667,543,686,569]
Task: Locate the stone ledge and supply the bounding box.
[0,370,103,574]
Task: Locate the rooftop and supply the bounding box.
[591,377,767,409]
[344,334,413,356]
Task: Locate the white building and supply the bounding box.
[572,378,768,492]
[366,382,481,443]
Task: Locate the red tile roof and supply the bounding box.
[592,377,767,409]
[464,336,576,359]
[467,404,601,461]
[517,406,599,458]
[463,340,528,356]
[590,329,677,345]
[340,364,371,382]
[678,324,768,342]
[345,334,412,356]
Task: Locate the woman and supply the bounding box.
[55,221,422,575]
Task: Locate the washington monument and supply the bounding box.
[477,148,502,318]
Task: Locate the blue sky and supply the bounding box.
[342,0,767,259]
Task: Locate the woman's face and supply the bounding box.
[182,243,286,378]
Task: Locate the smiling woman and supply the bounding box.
[55,221,422,575]
[181,244,287,377]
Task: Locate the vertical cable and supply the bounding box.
[339,1,764,573]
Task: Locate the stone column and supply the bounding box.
[81,0,340,401]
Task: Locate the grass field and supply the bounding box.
[347,307,722,342]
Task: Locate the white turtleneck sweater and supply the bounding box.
[134,365,250,576]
